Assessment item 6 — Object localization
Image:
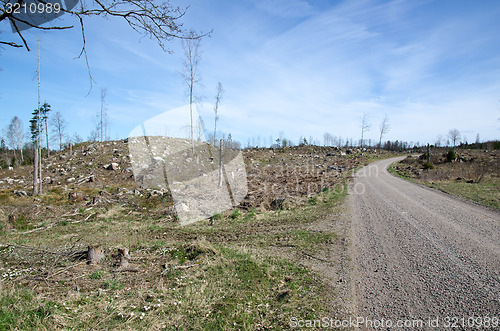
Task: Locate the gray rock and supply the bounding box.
[104,163,120,170]
[148,190,164,198]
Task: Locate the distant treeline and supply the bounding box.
[458,140,500,150]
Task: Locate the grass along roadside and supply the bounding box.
[389,159,500,212]
[0,179,350,329]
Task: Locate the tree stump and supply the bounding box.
[114,248,138,272]
[87,245,105,265]
[117,248,130,268]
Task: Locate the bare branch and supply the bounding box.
[0,40,22,47]
[1,0,209,93]
[1,0,210,51]
[73,14,95,94]
[9,17,30,51]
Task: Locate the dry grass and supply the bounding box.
[0,177,351,330]
[391,149,500,211]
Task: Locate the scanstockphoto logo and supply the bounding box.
[127,106,247,226]
[5,0,80,31]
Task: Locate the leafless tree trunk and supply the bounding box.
[33,143,38,194]
[360,112,371,148]
[100,88,107,145]
[213,82,223,146]
[196,117,205,141]
[378,115,390,148]
[33,37,42,195]
[182,31,202,154]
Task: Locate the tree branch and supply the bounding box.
[0,40,22,47]
[1,0,210,91]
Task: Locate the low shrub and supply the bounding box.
[446,149,456,162]
[423,161,434,170]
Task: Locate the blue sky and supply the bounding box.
[1,0,499,147]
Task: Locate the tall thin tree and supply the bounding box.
[360,112,371,148]
[100,88,108,144]
[182,30,202,154]
[378,115,390,148]
[33,37,42,195]
[213,82,223,146]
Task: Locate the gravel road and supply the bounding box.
[348,157,499,329]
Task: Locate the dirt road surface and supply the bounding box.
[349,157,499,329]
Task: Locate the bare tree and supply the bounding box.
[196,116,205,141]
[71,132,83,144]
[213,82,223,146]
[323,132,334,146]
[1,1,207,90]
[435,135,443,147]
[181,30,202,154]
[360,112,371,148]
[50,111,67,150]
[31,37,42,195]
[93,88,109,144]
[12,116,24,161]
[378,115,390,148]
[98,88,109,144]
[88,129,99,142]
[448,129,461,147]
[3,118,19,160]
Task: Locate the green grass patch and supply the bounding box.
[427,180,500,211]
[390,161,499,211]
[89,271,107,280]
[0,287,57,330]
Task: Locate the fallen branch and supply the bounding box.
[84,213,95,221]
[3,244,63,256]
[47,261,87,279]
[21,223,55,234]
[161,263,199,275]
[301,251,332,263]
[113,267,139,273]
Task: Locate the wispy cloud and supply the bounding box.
[1,0,499,145]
